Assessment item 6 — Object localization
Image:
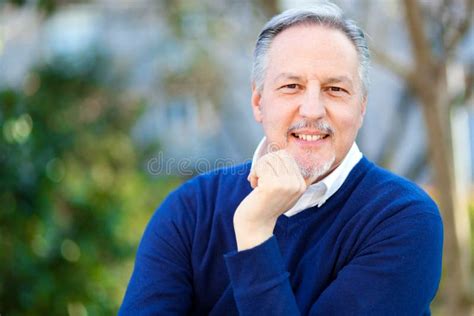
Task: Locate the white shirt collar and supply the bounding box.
[250,137,362,217]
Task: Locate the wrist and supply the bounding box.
[233,214,277,251]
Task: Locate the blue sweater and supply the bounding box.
[119,158,443,315]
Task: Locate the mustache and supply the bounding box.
[288,120,334,135]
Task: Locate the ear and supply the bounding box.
[359,95,367,126]
[251,83,263,123]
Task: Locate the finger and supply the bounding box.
[247,166,258,189]
[254,153,278,177]
[280,150,307,189]
[247,166,255,182]
[249,172,258,189]
[279,150,300,176]
[264,160,278,177]
[273,151,291,175]
[252,154,278,188]
[269,151,304,195]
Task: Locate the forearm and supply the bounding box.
[226,149,307,313]
[233,212,277,251]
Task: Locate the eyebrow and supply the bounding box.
[273,73,303,84]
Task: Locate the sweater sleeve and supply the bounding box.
[119,188,195,316]
[224,236,300,316]
[310,212,443,315]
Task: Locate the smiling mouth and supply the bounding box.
[290,133,330,141]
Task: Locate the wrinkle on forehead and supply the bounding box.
[265,25,361,92]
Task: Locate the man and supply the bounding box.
[120,2,443,315]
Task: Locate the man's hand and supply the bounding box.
[233,150,309,251]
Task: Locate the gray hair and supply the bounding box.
[252,1,370,96]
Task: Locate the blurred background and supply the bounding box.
[0,0,472,315]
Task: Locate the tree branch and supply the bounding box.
[371,46,415,85]
[402,0,435,68]
[444,0,474,55]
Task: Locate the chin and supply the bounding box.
[295,154,336,181]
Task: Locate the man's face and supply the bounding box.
[251,24,367,182]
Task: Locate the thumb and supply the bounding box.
[247,168,258,189]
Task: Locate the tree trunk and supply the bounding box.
[402,1,472,313]
[416,68,472,315]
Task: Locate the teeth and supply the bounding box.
[296,134,324,141]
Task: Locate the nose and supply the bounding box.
[299,87,326,120]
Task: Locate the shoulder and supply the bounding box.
[355,157,440,218]
[154,161,252,221]
[342,157,443,251]
[188,160,252,189]
[346,159,443,265]
[178,160,252,200]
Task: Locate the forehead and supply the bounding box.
[266,24,359,81]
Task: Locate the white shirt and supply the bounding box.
[250,137,362,217]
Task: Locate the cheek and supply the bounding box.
[260,104,297,146]
[330,108,362,136]
[261,102,294,129]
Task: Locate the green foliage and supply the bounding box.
[0,54,181,315]
[2,0,93,15]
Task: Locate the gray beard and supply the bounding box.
[263,138,336,181]
[296,154,336,181]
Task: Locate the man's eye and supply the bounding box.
[279,84,302,93]
[277,83,301,94]
[280,84,298,89]
[325,86,348,94]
